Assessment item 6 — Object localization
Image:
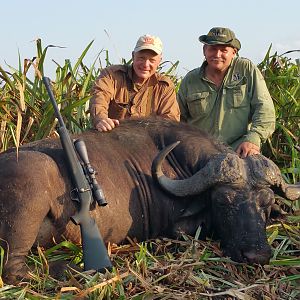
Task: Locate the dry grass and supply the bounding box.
[0,216,299,299]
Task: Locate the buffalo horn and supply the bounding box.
[151,141,247,197]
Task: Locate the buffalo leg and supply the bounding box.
[0,151,65,283]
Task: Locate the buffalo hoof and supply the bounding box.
[3,266,31,285]
[3,261,82,285]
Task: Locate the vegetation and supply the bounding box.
[259,47,300,187]
[0,40,299,299]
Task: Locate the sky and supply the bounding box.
[2,0,300,77]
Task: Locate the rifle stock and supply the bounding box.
[43,76,112,271]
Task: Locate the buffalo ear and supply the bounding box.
[247,155,300,201]
[272,183,300,201]
[284,183,300,200]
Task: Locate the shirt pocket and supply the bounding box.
[225,77,248,108]
[108,99,129,119]
[186,92,211,118]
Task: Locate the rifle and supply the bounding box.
[43,76,112,272]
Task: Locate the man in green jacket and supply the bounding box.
[178,27,275,158]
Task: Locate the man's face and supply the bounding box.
[132,50,162,84]
[203,44,237,72]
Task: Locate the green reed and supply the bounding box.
[258,46,300,184]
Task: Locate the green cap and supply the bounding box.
[199,27,241,50]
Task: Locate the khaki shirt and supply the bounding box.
[177,57,275,150]
[89,65,180,127]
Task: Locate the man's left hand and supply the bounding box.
[236,142,260,158]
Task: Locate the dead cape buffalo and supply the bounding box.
[0,118,299,283]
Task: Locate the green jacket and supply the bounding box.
[177,56,275,150]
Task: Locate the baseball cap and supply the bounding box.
[199,27,241,50]
[133,34,163,55]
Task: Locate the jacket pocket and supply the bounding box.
[225,77,248,108]
[108,99,129,119]
[186,92,211,118]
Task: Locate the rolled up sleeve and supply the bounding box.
[245,67,276,147]
[89,69,114,126]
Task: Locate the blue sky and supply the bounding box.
[2,0,300,77]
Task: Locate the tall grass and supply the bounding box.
[0,39,100,152]
[258,46,300,185]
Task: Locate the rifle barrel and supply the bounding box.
[43,76,112,272]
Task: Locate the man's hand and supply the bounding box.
[236,141,260,158]
[94,118,120,132]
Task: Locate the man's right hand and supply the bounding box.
[236,141,260,158]
[94,118,120,132]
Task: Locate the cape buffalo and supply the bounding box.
[0,118,299,283]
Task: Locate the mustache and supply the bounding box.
[211,58,224,62]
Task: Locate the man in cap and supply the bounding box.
[178,27,275,157]
[89,34,180,132]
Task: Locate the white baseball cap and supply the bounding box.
[133,34,163,55]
